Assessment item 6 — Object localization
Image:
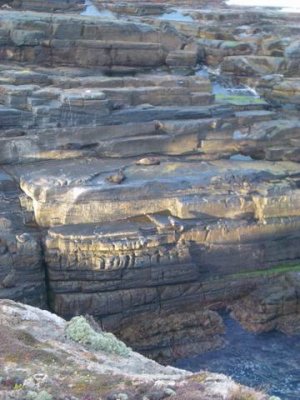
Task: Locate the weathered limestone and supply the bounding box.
[197,39,257,66]
[258,76,300,110]
[0,70,213,129]
[115,309,225,363]
[1,65,299,164]
[0,169,45,307]
[13,159,300,227]
[8,0,85,12]
[231,272,300,335]
[0,299,269,400]
[137,3,300,95]
[96,0,226,16]
[221,56,289,77]
[97,1,168,16]
[0,0,300,362]
[0,11,191,70]
[41,201,300,354]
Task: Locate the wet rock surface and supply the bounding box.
[0,0,299,383]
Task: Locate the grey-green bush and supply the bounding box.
[31,391,53,400]
[65,316,131,357]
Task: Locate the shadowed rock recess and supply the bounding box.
[0,0,300,369]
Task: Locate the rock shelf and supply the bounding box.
[0,0,300,364]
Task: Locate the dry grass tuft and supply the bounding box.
[228,385,266,400]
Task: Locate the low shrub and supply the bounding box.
[37,392,52,400]
[65,316,131,357]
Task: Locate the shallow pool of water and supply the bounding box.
[195,66,260,97]
[81,0,116,18]
[158,10,194,22]
[230,154,254,161]
[174,315,300,400]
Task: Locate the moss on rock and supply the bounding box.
[215,94,267,105]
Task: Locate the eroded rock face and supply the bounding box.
[114,309,225,363]
[9,0,85,12]
[230,273,300,335]
[0,170,45,307]
[0,299,269,400]
[0,11,184,69]
[14,159,300,226]
[258,76,300,112]
[0,0,300,363]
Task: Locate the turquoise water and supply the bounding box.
[158,10,194,22]
[81,0,116,18]
[174,315,300,400]
[195,65,260,97]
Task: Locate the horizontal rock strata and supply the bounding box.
[0,0,300,360]
[14,0,84,12]
[0,169,45,306]
[230,272,300,335]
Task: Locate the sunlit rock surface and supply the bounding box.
[0,0,300,366]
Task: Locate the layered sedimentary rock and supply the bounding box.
[0,299,268,400]
[6,0,85,12]
[0,11,184,69]
[230,272,300,335]
[13,158,300,226]
[258,76,300,109]
[0,0,300,360]
[115,309,225,362]
[0,169,45,306]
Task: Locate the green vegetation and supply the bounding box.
[13,383,23,390]
[65,316,131,357]
[69,369,123,397]
[189,372,209,383]
[34,391,53,400]
[215,94,267,106]
[201,262,300,285]
[228,262,300,280]
[222,41,242,48]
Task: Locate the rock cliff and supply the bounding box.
[0,0,299,364]
[0,299,271,400]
